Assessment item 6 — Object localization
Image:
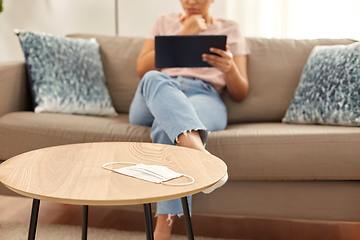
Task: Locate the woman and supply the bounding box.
[129,0,250,239]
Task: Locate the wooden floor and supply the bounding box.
[0,195,360,240]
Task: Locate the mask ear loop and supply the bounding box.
[162,174,195,186]
[103,162,137,172]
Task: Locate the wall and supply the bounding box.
[0,0,227,63]
[225,0,360,40]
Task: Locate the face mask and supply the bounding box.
[103,162,194,186]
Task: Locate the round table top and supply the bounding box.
[0,142,227,206]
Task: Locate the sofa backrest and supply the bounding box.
[68,34,355,124]
[224,38,356,124]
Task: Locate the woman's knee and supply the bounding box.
[140,71,179,95]
[142,70,163,80]
[141,70,168,86]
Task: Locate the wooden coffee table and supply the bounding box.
[0,142,227,240]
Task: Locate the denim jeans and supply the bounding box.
[129,70,227,216]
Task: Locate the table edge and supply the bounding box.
[2,181,221,206]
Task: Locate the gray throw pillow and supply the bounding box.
[15,30,117,117]
[282,42,360,126]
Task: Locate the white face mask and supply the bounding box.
[103,162,195,186]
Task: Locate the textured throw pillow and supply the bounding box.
[282,42,360,126]
[15,29,117,116]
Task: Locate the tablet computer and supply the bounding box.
[155,35,227,68]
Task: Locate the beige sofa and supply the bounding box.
[1,34,360,223]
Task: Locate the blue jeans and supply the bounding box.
[129,70,227,215]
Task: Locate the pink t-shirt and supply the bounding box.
[147,13,250,92]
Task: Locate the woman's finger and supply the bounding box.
[204,54,233,72]
[205,58,231,71]
[202,53,230,65]
[210,47,233,58]
[209,48,228,57]
[205,58,227,67]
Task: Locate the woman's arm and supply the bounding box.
[224,55,248,102]
[136,39,158,79]
[203,47,249,102]
[137,14,209,78]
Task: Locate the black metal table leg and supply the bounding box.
[82,205,89,240]
[28,199,40,240]
[181,197,195,240]
[143,203,154,240]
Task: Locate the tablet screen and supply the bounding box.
[155,35,227,68]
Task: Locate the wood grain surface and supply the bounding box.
[0,142,227,206]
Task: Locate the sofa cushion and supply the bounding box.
[67,34,145,114]
[206,122,360,181]
[1,112,360,181]
[222,38,357,124]
[193,181,360,221]
[283,42,360,126]
[16,30,117,116]
[0,112,151,160]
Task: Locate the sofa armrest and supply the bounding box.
[0,61,32,117]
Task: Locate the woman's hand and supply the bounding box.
[203,46,249,102]
[180,14,207,35]
[202,46,234,73]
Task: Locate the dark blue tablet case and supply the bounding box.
[155,35,227,68]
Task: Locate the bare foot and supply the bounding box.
[154,214,175,240]
[176,131,207,153]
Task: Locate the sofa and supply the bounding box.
[1,33,360,223]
